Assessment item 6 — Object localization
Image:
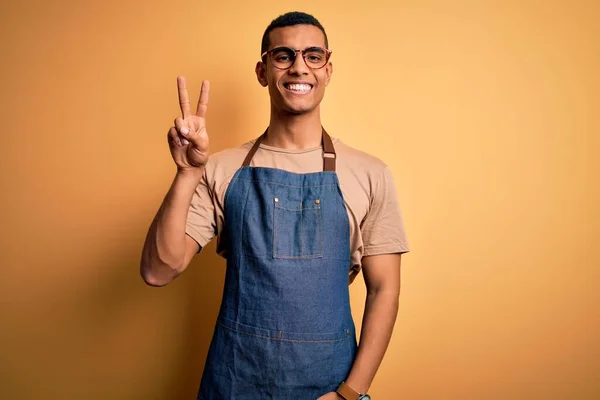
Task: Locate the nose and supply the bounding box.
[287,51,309,75]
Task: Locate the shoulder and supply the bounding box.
[203,140,253,191]
[207,141,252,168]
[335,139,387,168]
[334,139,390,185]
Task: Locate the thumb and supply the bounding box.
[184,126,208,148]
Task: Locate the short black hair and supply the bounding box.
[261,11,329,55]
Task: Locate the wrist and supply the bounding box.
[175,167,204,183]
[336,381,371,400]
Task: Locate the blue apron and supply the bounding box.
[198,129,357,399]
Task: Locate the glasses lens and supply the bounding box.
[304,48,327,68]
[270,47,295,69]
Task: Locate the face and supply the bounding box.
[255,24,333,115]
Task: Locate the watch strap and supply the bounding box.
[336,381,361,400]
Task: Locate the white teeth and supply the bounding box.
[288,83,311,92]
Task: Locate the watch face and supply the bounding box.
[359,395,371,400]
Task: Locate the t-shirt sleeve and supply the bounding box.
[185,169,218,250]
[361,166,410,256]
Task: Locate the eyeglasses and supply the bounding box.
[261,46,332,70]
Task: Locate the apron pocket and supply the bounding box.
[212,317,353,398]
[273,197,323,259]
[278,335,353,396]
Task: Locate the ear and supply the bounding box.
[255,61,268,87]
[324,61,333,86]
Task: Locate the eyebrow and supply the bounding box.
[271,46,326,51]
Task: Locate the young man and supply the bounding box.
[141,11,409,400]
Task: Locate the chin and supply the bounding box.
[284,105,316,115]
[285,97,321,114]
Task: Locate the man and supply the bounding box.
[141,11,409,400]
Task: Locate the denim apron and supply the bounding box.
[198,129,357,399]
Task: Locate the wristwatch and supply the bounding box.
[336,381,371,400]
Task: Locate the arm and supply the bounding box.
[343,253,402,394]
[140,77,211,287]
[140,170,202,287]
[330,165,408,399]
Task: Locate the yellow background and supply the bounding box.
[1,0,598,399]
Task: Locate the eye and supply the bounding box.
[275,54,292,62]
[271,48,295,63]
[306,54,324,63]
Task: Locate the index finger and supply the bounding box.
[177,76,191,118]
[196,80,210,118]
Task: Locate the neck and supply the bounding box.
[264,106,323,149]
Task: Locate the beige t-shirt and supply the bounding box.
[186,137,409,283]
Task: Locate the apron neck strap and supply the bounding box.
[241,127,336,172]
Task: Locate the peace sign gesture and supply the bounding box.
[168,76,210,171]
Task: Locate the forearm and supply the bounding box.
[344,289,400,394]
[140,169,203,286]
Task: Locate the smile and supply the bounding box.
[283,83,313,94]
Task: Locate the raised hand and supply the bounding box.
[168,76,210,171]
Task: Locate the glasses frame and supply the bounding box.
[261,46,333,70]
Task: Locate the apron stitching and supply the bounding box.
[273,197,278,258]
[300,196,304,257]
[318,201,324,255]
[217,320,347,343]
[274,205,320,211]
[236,180,252,321]
[237,178,339,188]
[271,254,323,260]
